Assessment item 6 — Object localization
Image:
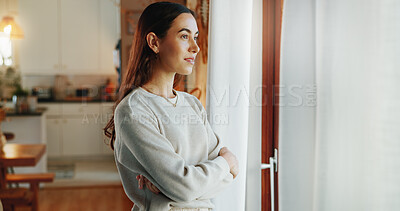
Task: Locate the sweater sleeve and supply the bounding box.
[191,94,224,161]
[194,97,234,200]
[115,105,232,203]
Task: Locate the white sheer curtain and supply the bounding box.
[280,0,400,211]
[279,0,316,210]
[206,0,262,210]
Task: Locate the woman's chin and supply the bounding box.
[177,69,193,75]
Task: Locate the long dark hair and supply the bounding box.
[104,2,195,149]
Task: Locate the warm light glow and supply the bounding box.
[0,16,24,39]
[0,31,13,66]
[4,25,11,34]
[4,57,12,66]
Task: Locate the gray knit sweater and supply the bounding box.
[114,87,233,211]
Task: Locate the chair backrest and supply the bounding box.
[0,108,5,149]
[0,108,5,122]
[0,108,5,134]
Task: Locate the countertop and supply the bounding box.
[3,98,114,117]
[5,107,48,117]
[38,98,115,103]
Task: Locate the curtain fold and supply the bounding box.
[206,0,255,210]
[280,0,400,210]
[278,0,317,210]
[245,0,263,210]
[314,0,400,210]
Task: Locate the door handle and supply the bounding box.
[261,148,278,211]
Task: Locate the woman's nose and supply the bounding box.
[190,39,200,53]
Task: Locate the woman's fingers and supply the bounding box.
[219,147,240,179]
[152,184,159,192]
[231,162,239,179]
[218,147,228,156]
[136,175,160,194]
[140,175,144,189]
[146,182,160,194]
[149,182,160,193]
[143,177,160,194]
[136,175,144,189]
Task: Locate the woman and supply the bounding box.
[104,2,239,211]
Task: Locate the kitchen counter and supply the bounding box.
[38,99,115,103]
[5,107,48,117]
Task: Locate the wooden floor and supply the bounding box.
[15,185,133,211]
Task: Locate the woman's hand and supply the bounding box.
[136,175,160,194]
[219,147,239,179]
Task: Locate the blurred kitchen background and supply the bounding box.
[0,0,199,210]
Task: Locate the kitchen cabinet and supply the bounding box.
[46,118,61,156]
[18,0,120,75]
[41,102,114,158]
[62,117,102,156]
[60,0,99,73]
[18,0,59,74]
[100,102,114,154]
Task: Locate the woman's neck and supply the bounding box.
[142,70,176,98]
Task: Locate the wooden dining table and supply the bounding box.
[0,143,53,211]
[0,144,46,188]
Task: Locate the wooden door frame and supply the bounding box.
[262,0,282,211]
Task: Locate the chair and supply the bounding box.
[0,108,55,210]
[1,173,55,210]
[0,188,34,210]
[3,133,14,141]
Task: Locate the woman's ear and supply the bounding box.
[146,32,160,54]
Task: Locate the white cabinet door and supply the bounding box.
[18,0,119,75]
[43,102,112,157]
[61,103,102,156]
[99,0,120,74]
[100,102,114,155]
[40,103,61,115]
[46,118,62,157]
[60,0,99,74]
[61,103,100,116]
[101,134,113,155]
[19,0,59,74]
[62,117,102,156]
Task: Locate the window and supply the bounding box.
[0,25,13,66]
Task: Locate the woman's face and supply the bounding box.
[156,13,200,75]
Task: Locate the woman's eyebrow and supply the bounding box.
[178,28,199,35]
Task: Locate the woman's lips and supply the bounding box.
[184,58,195,65]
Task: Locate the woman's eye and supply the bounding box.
[194,37,199,42]
[182,34,189,39]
